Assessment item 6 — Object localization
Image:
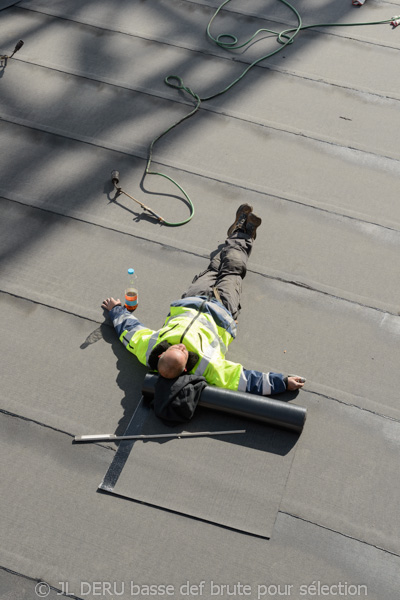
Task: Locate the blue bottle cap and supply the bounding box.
[128,268,134,275]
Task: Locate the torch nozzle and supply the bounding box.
[10,40,24,58]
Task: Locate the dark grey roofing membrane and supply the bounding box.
[1,1,399,599]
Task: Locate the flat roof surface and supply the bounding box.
[1,1,400,599]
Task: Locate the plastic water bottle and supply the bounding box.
[125,268,138,311]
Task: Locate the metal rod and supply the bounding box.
[120,189,165,222]
[74,429,246,443]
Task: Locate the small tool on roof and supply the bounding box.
[0,39,24,67]
[111,170,165,224]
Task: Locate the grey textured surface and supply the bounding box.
[0,1,19,10]
[1,0,400,599]
[106,408,298,538]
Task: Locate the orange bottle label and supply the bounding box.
[125,289,138,311]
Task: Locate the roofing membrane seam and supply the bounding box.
[279,511,400,557]
[1,126,398,235]
[0,407,118,451]
[1,196,398,315]
[14,0,400,47]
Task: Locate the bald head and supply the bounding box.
[157,344,189,379]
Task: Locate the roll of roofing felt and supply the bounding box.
[142,374,307,433]
[199,386,306,433]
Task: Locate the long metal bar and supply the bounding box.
[74,429,246,443]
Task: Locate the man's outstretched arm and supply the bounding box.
[102,297,153,364]
[207,358,305,396]
[102,297,141,338]
[240,368,305,395]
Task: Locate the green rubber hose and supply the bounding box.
[139,0,394,226]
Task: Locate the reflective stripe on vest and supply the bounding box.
[145,330,163,362]
[113,312,130,328]
[122,326,146,348]
[189,314,227,355]
[195,338,219,375]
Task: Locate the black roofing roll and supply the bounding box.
[142,374,306,433]
[200,385,306,433]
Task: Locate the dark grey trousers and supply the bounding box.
[181,232,253,320]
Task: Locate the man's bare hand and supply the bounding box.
[102,297,121,312]
[287,376,306,391]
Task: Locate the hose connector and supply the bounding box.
[111,170,120,187]
[390,16,400,28]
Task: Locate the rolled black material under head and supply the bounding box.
[111,170,120,186]
[142,374,307,433]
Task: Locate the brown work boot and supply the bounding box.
[246,213,262,239]
[227,203,253,237]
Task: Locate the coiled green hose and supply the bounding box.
[139,0,394,226]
